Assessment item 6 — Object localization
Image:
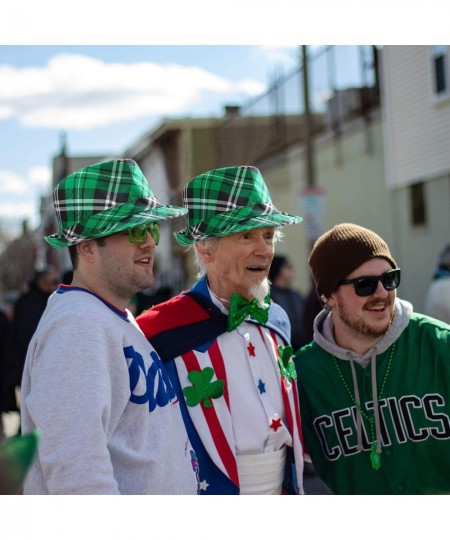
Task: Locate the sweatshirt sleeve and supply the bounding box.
[24,306,127,494]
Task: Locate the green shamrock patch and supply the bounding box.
[182,367,224,408]
[277,345,297,381]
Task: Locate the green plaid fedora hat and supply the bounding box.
[174,165,303,246]
[45,159,188,248]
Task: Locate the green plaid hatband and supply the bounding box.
[174,165,303,246]
[45,159,188,248]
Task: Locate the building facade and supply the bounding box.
[123,112,320,291]
[30,46,449,314]
[381,45,450,311]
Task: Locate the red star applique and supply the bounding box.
[270,417,283,432]
[247,342,256,356]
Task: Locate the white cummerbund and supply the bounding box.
[236,446,287,495]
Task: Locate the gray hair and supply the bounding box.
[193,237,220,277]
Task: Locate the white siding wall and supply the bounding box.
[382,45,450,186]
[262,118,393,296]
[262,116,449,313]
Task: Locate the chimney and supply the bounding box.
[224,105,241,118]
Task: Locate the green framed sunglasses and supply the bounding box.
[127,222,160,245]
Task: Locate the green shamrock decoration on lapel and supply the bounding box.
[277,345,297,382]
[183,367,225,408]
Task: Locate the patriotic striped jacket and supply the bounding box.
[137,276,305,495]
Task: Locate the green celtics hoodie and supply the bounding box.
[294,298,450,495]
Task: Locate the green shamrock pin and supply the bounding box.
[182,367,224,408]
[277,345,297,381]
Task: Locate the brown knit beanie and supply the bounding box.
[309,223,397,300]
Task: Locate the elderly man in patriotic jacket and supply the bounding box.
[137,166,305,495]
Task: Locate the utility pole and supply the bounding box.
[300,46,324,251]
[301,45,316,188]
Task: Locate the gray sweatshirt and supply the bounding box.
[21,287,198,494]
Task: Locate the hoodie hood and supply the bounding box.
[312,297,413,367]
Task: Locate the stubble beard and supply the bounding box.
[336,295,395,339]
[102,260,154,304]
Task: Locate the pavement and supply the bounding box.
[303,461,334,494]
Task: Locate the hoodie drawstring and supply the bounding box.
[348,354,363,451]
[371,348,382,456]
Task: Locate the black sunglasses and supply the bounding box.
[339,268,401,297]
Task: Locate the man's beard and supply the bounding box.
[250,278,270,308]
[336,295,394,339]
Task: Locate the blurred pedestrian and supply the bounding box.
[61,269,73,285]
[8,268,60,400]
[423,243,450,324]
[133,264,174,316]
[294,223,450,495]
[269,255,304,351]
[20,159,198,494]
[0,300,13,440]
[137,165,305,494]
[300,276,323,346]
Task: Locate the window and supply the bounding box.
[431,46,449,97]
[410,182,427,226]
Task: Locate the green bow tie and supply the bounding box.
[227,293,270,331]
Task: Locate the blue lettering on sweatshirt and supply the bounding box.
[125,346,176,411]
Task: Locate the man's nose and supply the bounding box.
[253,236,273,256]
[139,230,157,248]
[373,278,389,296]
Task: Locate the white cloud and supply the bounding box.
[257,46,299,69]
[28,166,52,189]
[0,167,51,195]
[0,170,28,195]
[0,200,39,219]
[0,167,51,230]
[0,105,12,119]
[0,54,266,130]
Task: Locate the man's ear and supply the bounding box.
[324,292,336,311]
[77,240,96,262]
[195,242,213,262]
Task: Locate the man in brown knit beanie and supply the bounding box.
[293,223,450,495]
[308,223,397,304]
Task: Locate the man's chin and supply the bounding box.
[249,278,270,306]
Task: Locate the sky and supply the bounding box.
[0,44,304,235]
[0,1,445,239]
[1,0,447,533]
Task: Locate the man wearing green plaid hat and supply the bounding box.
[137,165,305,494]
[20,159,199,494]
